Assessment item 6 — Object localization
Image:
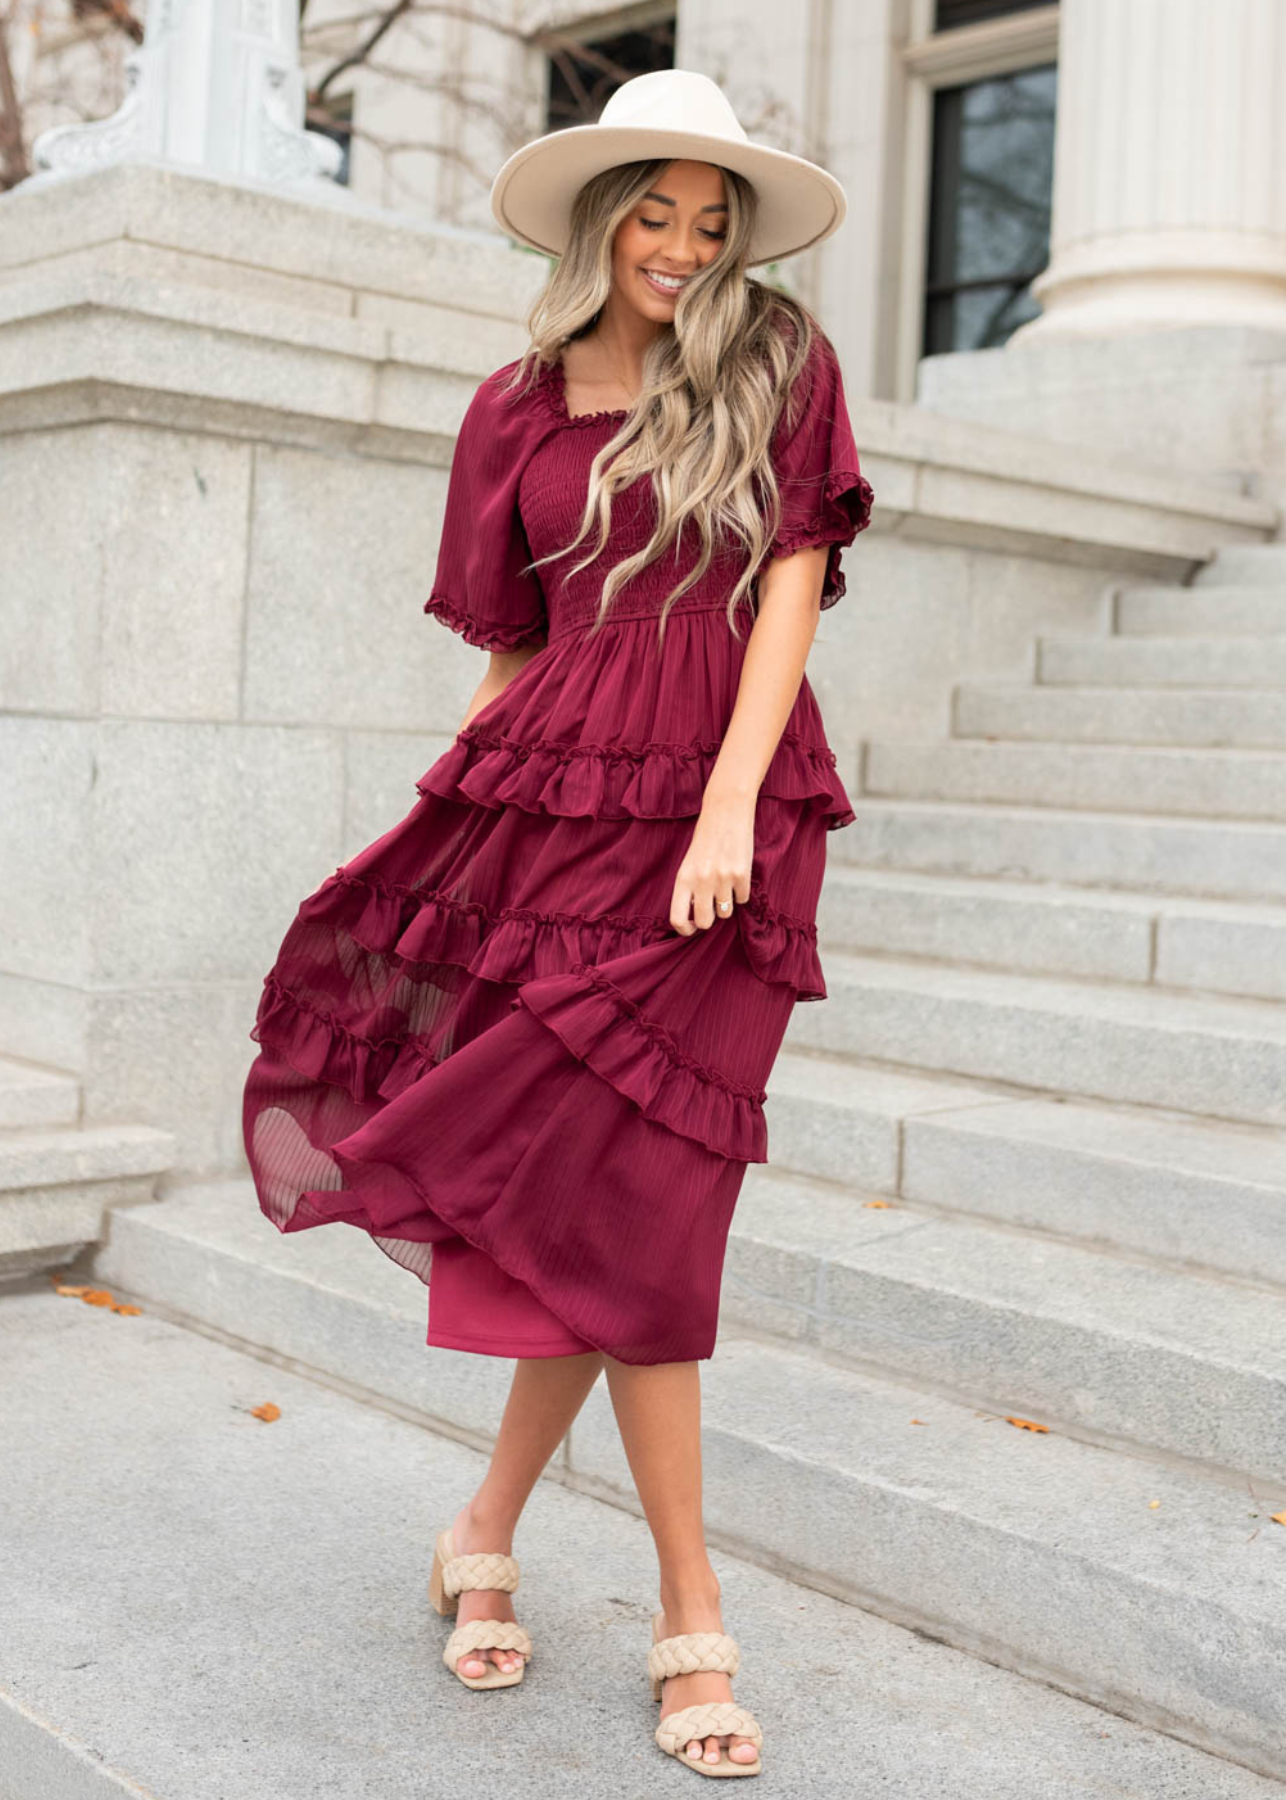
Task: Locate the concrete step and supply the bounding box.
[0,1121,175,1281]
[1038,633,1286,688]
[766,1049,1286,1289]
[863,738,1286,822]
[817,865,1286,998]
[1193,544,1286,586]
[723,1170,1286,1482]
[51,1209,1286,1784]
[1116,587,1286,635]
[786,950,1286,1128]
[832,796,1286,903]
[0,1052,79,1130]
[953,682,1286,750]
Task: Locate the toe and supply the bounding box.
[459,1655,486,1677]
[729,1737,758,1763]
[686,1739,704,1761]
[703,1735,721,1765]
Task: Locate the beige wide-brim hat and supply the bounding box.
[489,68,847,268]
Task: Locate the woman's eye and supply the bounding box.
[640,218,725,241]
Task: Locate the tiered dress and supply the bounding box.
[241,330,873,1365]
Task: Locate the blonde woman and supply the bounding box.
[242,69,872,1779]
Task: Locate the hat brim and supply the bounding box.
[489,125,846,268]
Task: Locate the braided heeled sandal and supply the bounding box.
[648,1609,763,1777]
[428,1524,532,1689]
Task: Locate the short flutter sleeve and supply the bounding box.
[423,368,550,652]
[755,331,874,609]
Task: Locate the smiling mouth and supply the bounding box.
[641,268,692,294]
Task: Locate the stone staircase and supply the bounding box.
[0,1052,174,1280]
[47,543,1286,1784]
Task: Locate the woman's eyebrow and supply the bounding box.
[642,190,729,212]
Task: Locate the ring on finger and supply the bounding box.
[716,896,733,914]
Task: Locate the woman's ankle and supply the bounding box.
[458,1494,522,1548]
[658,1565,722,1623]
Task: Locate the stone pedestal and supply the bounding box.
[30,0,342,190]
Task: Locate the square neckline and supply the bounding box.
[546,353,633,427]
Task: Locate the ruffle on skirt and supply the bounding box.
[412,605,857,831]
[245,925,794,1363]
[419,726,855,830]
[292,861,827,1010]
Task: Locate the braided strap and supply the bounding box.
[656,1702,763,1757]
[441,1550,520,1597]
[443,1617,532,1670]
[648,1631,741,1682]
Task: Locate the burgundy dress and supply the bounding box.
[241,332,873,1365]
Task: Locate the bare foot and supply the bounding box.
[657,1595,760,1768]
[448,1500,527,1680]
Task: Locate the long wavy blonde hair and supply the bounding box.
[496,157,821,647]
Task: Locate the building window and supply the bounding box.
[544,14,675,130]
[935,0,1053,27]
[309,94,353,187]
[923,61,1056,354]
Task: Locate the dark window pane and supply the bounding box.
[310,96,353,188]
[924,62,1056,353]
[545,20,676,131]
[936,0,1055,29]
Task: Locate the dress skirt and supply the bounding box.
[239,616,848,1366]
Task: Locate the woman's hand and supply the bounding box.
[670,787,756,934]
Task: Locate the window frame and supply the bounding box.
[895,0,1060,399]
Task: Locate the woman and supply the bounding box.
[241,68,872,1778]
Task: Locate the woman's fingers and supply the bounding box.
[670,879,745,933]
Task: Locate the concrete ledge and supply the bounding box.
[1117,587,1286,635]
[1038,633,1286,686]
[768,1050,1286,1289]
[832,796,1286,902]
[954,681,1286,749]
[0,1054,80,1129]
[723,1170,1286,1482]
[864,738,1286,823]
[785,950,1286,1126]
[0,158,544,328]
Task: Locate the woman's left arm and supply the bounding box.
[669,543,830,935]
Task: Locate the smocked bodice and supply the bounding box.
[517,360,756,643]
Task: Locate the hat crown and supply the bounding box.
[596,70,749,148]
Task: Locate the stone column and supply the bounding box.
[1015,0,1286,340]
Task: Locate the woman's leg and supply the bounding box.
[602,1357,759,1767]
[449,1350,604,1677]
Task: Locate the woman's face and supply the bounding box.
[610,160,728,321]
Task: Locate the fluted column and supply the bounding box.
[1015,0,1286,340]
